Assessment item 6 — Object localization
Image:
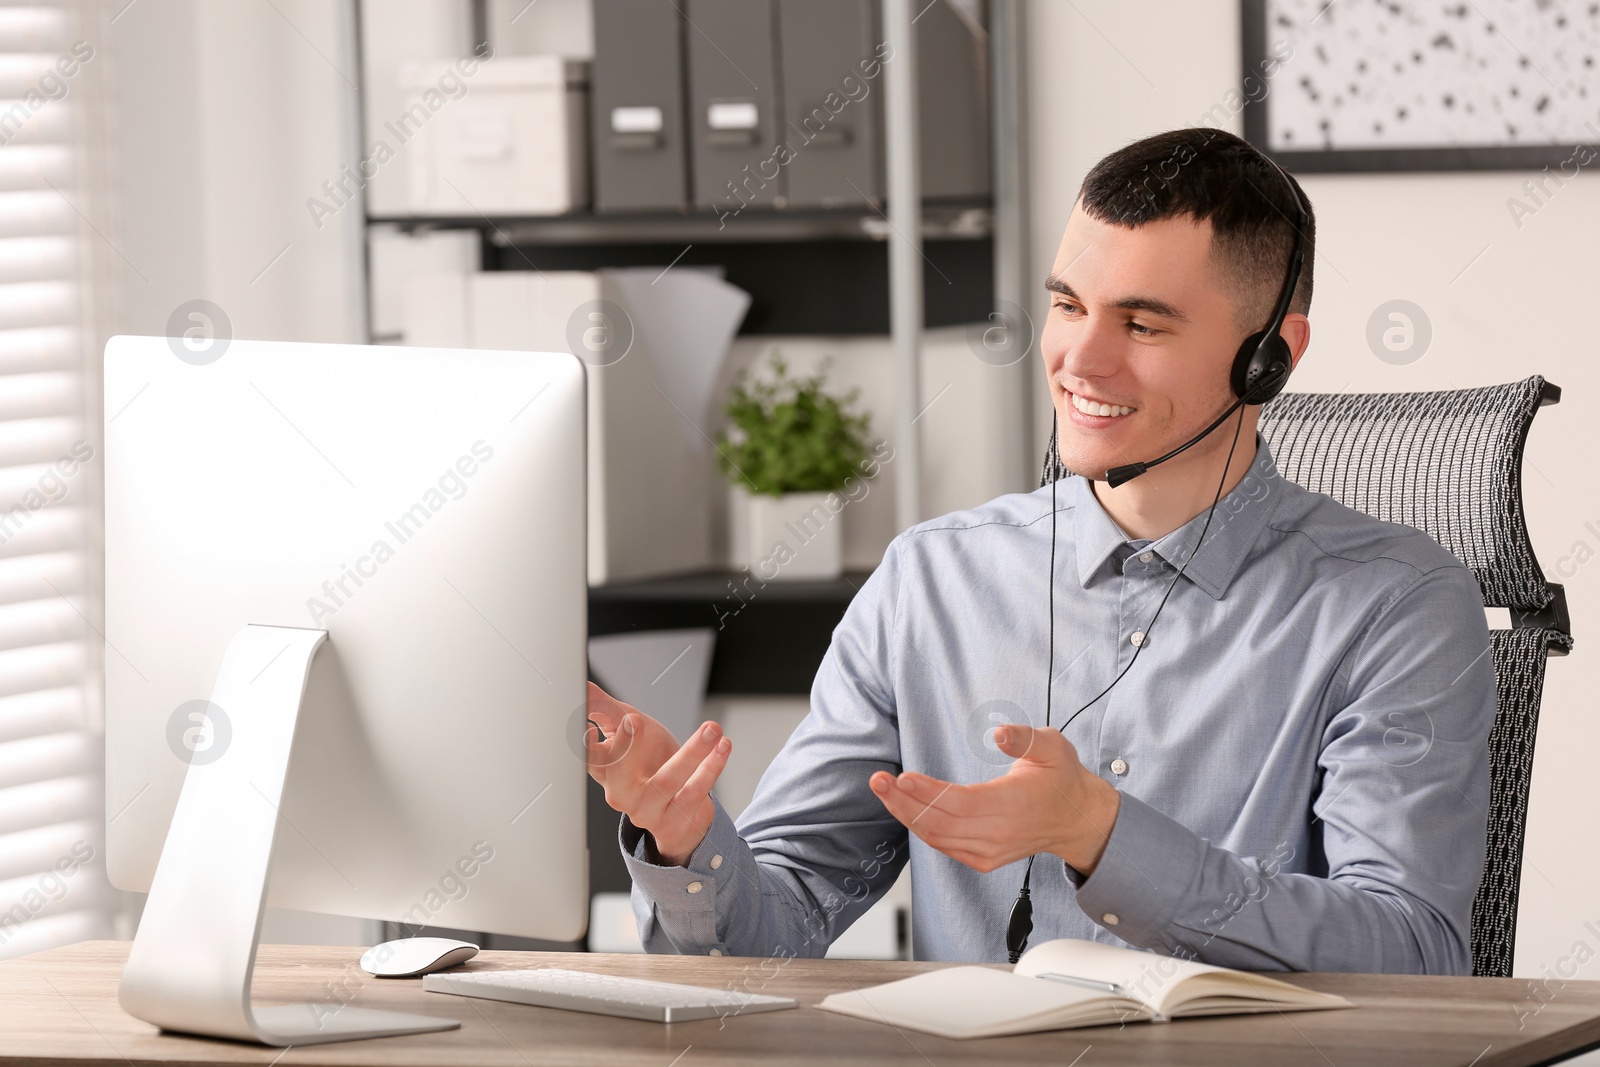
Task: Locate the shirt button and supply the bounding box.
[1130,631,1146,647]
[711,854,723,870]
[686,881,703,894]
[1103,913,1121,926]
[1110,758,1128,776]
[709,948,723,956]
[1139,551,1153,563]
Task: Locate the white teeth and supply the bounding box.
[1071,393,1134,418]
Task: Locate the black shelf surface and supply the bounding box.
[369,202,991,245]
[588,568,870,696]
[370,204,995,335]
[500,239,991,335]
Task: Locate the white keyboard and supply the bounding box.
[422,967,798,1024]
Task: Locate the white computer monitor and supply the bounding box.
[101,336,589,1044]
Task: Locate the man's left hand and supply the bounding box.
[869,725,1121,875]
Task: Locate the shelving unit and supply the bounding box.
[354,1,1030,401]
[359,0,1031,958]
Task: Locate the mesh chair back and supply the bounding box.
[1259,378,1555,613]
[1040,377,1570,977]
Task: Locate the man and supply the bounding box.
[585,128,1495,974]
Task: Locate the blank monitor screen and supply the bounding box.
[102,336,588,942]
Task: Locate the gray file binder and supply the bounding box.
[591,0,690,213]
[776,0,884,210]
[917,0,991,202]
[685,0,784,214]
[772,0,988,210]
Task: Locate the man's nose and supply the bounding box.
[1058,315,1124,384]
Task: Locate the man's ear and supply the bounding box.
[1282,313,1311,370]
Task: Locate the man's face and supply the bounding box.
[1041,202,1250,484]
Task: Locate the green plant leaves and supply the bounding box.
[715,352,877,497]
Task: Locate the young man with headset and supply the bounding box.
[586,128,1496,974]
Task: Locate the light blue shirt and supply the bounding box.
[618,437,1495,974]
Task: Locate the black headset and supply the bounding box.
[1005,152,1311,964]
[1230,163,1310,405]
[1102,160,1310,488]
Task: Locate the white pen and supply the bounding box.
[1036,972,1133,997]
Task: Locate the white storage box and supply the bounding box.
[366,225,480,343]
[400,55,589,215]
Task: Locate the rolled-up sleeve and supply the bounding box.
[620,542,912,958]
[1069,564,1495,974]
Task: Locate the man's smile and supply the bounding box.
[1067,389,1137,420]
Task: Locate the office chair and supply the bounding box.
[1040,376,1572,978]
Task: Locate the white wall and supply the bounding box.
[1027,0,1600,990]
[100,0,369,947]
[103,0,364,346]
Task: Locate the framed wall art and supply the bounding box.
[1241,0,1599,171]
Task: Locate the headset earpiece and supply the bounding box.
[1230,329,1293,405]
[1228,155,1308,407]
[1227,152,1309,408]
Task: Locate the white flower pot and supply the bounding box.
[729,487,844,581]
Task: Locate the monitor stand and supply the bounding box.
[117,624,460,1046]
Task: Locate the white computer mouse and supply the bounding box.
[359,936,480,978]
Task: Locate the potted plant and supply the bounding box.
[716,353,876,581]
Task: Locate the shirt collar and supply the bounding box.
[1069,435,1285,600]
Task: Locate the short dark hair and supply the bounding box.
[1077,128,1314,332]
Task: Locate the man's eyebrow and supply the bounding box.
[1044,273,1191,324]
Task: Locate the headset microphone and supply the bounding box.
[1103,395,1248,488]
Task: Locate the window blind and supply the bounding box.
[0,1,112,962]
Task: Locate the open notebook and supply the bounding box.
[817,938,1351,1040]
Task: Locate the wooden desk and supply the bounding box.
[3,942,1599,1066]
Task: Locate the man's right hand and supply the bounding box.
[585,681,733,867]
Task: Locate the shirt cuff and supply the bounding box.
[1066,791,1204,948]
[616,793,748,953]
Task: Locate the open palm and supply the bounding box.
[585,682,732,866]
